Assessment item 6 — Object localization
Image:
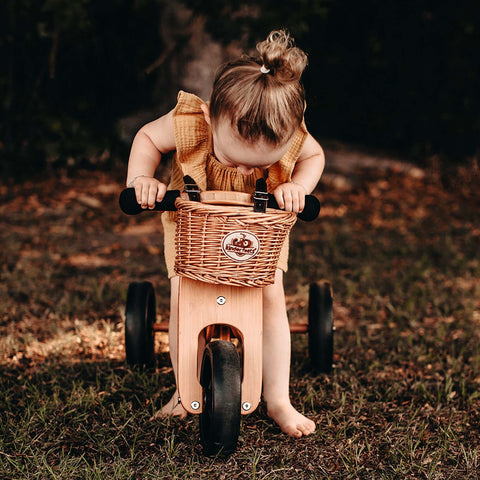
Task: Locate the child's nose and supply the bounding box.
[237,165,254,175]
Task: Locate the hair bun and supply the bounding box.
[256,30,308,81]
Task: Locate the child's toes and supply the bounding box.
[286,425,303,438]
[298,419,316,436]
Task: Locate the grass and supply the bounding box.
[1,163,480,479]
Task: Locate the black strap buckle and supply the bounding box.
[183,175,201,202]
[253,178,269,213]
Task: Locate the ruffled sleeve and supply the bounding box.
[266,120,308,191]
[172,91,211,190]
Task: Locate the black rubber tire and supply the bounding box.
[199,340,242,456]
[125,281,156,369]
[308,280,334,373]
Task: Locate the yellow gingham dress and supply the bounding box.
[161,91,307,278]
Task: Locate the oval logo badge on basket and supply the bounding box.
[221,231,260,262]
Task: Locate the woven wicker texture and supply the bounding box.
[174,198,297,287]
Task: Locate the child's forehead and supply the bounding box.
[211,121,293,169]
[212,118,289,150]
[211,117,243,136]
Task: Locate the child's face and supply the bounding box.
[202,104,292,176]
[210,118,293,175]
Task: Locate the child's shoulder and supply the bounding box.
[172,91,210,156]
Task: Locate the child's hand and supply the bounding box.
[273,181,307,213]
[129,176,167,209]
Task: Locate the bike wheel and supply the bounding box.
[199,340,242,456]
[308,280,334,373]
[125,281,156,369]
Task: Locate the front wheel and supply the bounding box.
[199,340,242,456]
[308,280,334,373]
[125,281,156,369]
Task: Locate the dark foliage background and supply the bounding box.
[1,0,479,178]
[302,0,480,163]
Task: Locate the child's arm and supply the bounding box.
[273,133,325,213]
[126,109,176,209]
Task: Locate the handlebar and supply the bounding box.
[119,187,320,222]
[119,188,180,215]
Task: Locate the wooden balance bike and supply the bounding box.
[119,178,333,455]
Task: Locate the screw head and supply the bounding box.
[242,402,251,411]
[191,401,200,410]
[217,296,226,305]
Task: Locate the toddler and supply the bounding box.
[126,30,325,437]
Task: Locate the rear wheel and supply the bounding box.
[199,340,242,456]
[125,281,156,368]
[308,280,334,373]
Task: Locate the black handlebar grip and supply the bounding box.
[267,194,320,222]
[119,188,180,215]
[119,188,320,221]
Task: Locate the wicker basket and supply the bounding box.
[174,197,297,287]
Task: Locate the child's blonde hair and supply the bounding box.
[209,30,308,146]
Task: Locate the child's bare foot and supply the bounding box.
[267,401,316,438]
[150,391,187,420]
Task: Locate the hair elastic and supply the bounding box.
[260,65,271,74]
